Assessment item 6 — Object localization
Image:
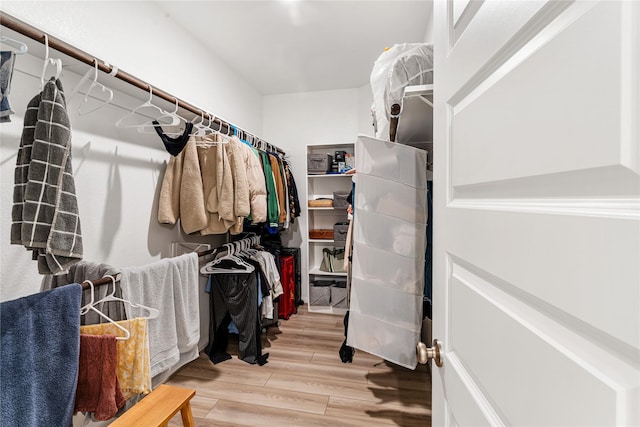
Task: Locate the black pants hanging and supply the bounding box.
[206,272,262,365]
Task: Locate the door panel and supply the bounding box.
[443,0,570,94]
[447,208,639,349]
[451,1,634,190]
[450,263,624,426]
[433,0,640,425]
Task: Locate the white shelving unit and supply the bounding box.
[306,143,354,314]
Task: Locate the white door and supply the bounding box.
[432,1,639,426]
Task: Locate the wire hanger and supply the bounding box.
[80,279,131,341]
[92,275,160,320]
[40,34,62,90]
[0,35,28,55]
[77,59,114,116]
[114,86,179,129]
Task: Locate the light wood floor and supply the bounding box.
[166,305,432,426]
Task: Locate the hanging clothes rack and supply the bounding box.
[0,11,285,156]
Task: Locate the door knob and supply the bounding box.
[416,339,443,367]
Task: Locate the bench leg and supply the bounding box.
[180,401,195,427]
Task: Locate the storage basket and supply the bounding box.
[309,280,332,306]
[308,198,334,208]
[309,229,334,240]
[330,281,348,308]
[307,154,332,174]
[333,191,350,208]
[333,222,349,242]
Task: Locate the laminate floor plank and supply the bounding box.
[263,359,369,385]
[204,400,391,427]
[164,304,431,427]
[170,375,329,415]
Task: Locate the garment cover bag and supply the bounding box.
[347,135,427,369]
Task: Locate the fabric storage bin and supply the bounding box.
[309,280,332,306]
[346,310,420,370]
[353,209,426,259]
[351,241,424,294]
[355,135,428,189]
[333,191,350,208]
[330,281,348,308]
[333,222,349,242]
[354,173,427,224]
[350,278,421,331]
[307,154,332,174]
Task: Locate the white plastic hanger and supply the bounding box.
[0,35,28,55]
[80,279,131,341]
[114,86,179,129]
[191,111,210,137]
[92,275,160,320]
[77,59,114,116]
[40,34,62,90]
[137,98,187,135]
[200,243,254,274]
[194,114,230,146]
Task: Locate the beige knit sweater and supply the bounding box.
[227,137,251,235]
[240,142,267,224]
[157,137,208,234]
[158,134,256,235]
[199,134,235,235]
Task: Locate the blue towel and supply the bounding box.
[1,284,82,427]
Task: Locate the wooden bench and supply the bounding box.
[110,384,195,427]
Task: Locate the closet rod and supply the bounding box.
[0,11,285,155]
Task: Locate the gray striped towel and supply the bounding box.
[11,77,83,274]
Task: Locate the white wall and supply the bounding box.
[263,86,374,300]
[0,1,377,305]
[0,1,263,134]
[0,2,262,312]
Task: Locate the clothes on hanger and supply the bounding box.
[201,237,283,365]
[268,153,287,225]
[227,136,251,235]
[158,136,209,234]
[423,181,433,319]
[11,77,83,274]
[0,284,83,427]
[284,161,301,223]
[153,120,193,156]
[119,253,200,386]
[41,260,125,325]
[260,151,279,231]
[205,263,269,366]
[157,132,295,236]
[240,142,267,224]
[0,51,16,122]
[75,334,126,421]
[80,318,152,399]
[198,134,236,235]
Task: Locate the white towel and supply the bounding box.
[120,253,199,385]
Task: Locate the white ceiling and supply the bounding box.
[156,1,432,95]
